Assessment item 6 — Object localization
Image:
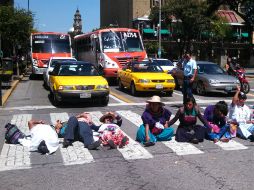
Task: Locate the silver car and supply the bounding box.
[170,61,240,95]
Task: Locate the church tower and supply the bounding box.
[73,8,82,35]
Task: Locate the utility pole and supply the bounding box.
[28,0,30,11]
[158,0,162,58]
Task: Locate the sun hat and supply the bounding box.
[146,95,165,106]
[99,112,116,122]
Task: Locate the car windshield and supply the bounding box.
[58,64,99,76]
[153,59,173,66]
[51,59,75,67]
[131,63,164,73]
[198,64,225,75]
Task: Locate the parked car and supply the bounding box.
[43,57,76,88]
[49,61,109,106]
[151,58,176,73]
[117,60,175,96]
[170,61,240,95]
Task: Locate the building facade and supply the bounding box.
[100,0,167,28]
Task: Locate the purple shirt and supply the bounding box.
[204,105,226,127]
[141,107,172,130]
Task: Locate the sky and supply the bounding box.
[14,0,100,33]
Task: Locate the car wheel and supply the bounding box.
[101,95,109,106]
[53,92,61,106]
[118,79,124,91]
[130,82,137,96]
[196,81,206,95]
[167,91,173,97]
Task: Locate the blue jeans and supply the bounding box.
[183,76,193,103]
[208,124,231,140]
[64,116,95,146]
[136,124,174,144]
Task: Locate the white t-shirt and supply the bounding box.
[229,104,251,124]
[183,58,197,77]
[30,124,59,154]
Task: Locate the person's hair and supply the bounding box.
[184,97,196,106]
[238,92,247,100]
[215,101,228,116]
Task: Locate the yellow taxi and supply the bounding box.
[118,60,175,96]
[49,61,109,106]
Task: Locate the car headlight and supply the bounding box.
[96,85,109,89]
[138,79,150,83]
[209,79,219,84]
[58,85,74,90]
[167,79,175,83]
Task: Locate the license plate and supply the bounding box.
[80,92,91,98]
[155,84,163,89]
[225,86,232,91]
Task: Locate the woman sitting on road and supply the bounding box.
[136,96,174,147]
[168,97,209,144]
[204,101,232,143]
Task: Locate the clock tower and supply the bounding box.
[73,8,82,35]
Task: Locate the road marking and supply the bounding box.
[163,137,204,155]
[50,112,94,165]
[91,111,153,160]
[214,140,248,151]
[110,92,133,103]
[117,110,202,156]
[0,114,32,171]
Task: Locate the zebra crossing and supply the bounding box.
[0,110,250,172]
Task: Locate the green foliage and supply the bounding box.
[0,6,34,56]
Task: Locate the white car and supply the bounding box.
[43,57,77,88]
[152,58,176,73]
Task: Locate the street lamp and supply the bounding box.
[158,0,162,58]
[28,0,30,11]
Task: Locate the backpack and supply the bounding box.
[5,123,25,144]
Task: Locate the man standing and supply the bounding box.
[182,53,197,103]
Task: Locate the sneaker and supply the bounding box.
[62,139,73,148]
[119,136,129,148]
[87,140,102,150]
[107,139,117,149]
[191,138,199,144]
[220,138,229,143]
[143,142,155,147]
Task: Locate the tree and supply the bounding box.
[0,6,34,57]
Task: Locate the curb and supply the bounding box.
[1,74,24,107]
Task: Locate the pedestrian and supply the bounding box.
[228,86,254,141]
[204,101,232,143]
[55,112,102,150]
[182,53,197,103]
[98,112,129,149]
[27,120,59,154]
[168,97,209,144]
[136,95,174,147]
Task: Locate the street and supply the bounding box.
[0,73,254,190]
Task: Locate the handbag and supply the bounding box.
[5,123,25,144]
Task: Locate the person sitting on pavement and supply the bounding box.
[228,86,254,141]
[98,112,129,149]
[203,101,232,143]
[168,97,210,144]
[55,112,102,150]
[27,120,59,154]
[136,96,174,147]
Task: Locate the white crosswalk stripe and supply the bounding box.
[0,111,252,171]
[50,112,94,165]
[0,114,32,171]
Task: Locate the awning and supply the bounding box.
[217,10,245,26]
[160,29,170,35]
[241,32,249,38]
[143,28,154,34]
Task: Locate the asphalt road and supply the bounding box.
[1,73,254,190]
